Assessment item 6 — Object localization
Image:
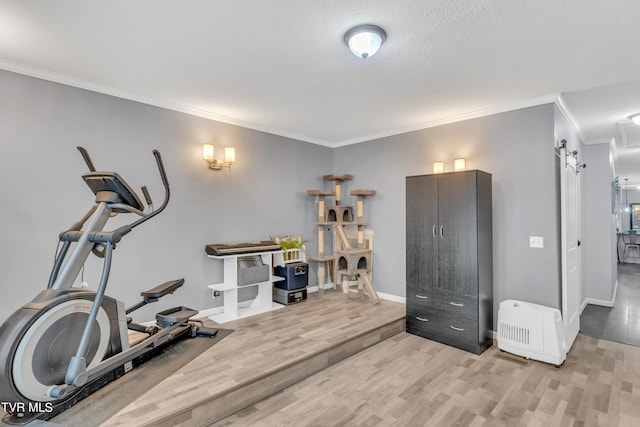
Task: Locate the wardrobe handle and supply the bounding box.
[416,294,429,299]
[450,325,464,332]
[440,226,444,238]
[449,302,464,307]
[432,225,436,238]
[416,316,429,322]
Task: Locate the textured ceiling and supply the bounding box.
[2,1,640,179]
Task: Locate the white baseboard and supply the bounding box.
[582,297,614,310]
[308,285,406,304]
[195,306,224,318]
[377,292,406,304]
[580,279,618,313]
[196,298,256,319]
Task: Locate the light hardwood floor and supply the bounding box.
[102,290,405,426]
[12,286,640,427]
[214,328,640,426]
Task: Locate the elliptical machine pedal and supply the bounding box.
[156,306,200,327]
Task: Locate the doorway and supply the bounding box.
[581,263,640,346]
[580,176,640,346]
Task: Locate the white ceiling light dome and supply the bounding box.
[344,24,387,59]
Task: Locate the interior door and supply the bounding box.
[561,146,581,351]
[437,171,478,295]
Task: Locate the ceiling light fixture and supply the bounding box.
[344,24,386,59]
[629,113,640,125]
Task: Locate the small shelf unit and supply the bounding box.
[207,251,285,324]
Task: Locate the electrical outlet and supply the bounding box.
[529,236,544,249]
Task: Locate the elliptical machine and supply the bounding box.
[0,147,216,424]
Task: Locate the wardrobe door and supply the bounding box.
[406,175,438,297]
[436,171,478,296]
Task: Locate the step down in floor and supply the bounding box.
[148,316,405,427]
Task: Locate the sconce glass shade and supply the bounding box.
[224,146,236,163]
[630,113,640,125]
[344,25,386,59]
[433,161,445,174]
[454,158,466,171]
[202,144,215,162]
[202,143,236,170]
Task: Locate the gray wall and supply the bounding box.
[1,69,616,329]
[333,104,562,321]
[0,70,331,324]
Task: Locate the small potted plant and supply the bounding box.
[271,235,307,262]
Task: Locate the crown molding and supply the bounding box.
[0,59,334,147]
[0,59,586,149]
[333,93,564,147]
[553,93,586,143]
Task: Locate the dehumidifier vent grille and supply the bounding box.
[499,322,530,345]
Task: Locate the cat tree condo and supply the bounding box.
[306,174,379,304]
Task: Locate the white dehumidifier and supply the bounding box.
[497,299,567,366]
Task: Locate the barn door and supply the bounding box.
[560,141,581,352]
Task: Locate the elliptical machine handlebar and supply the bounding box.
[126,149,170,232]
[71,147,171,240]
[77,146,97,172]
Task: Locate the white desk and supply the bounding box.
[207,251,284,324]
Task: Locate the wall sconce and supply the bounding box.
[454,158,467,171]
[202,144,235,170]
[432,161,445,174]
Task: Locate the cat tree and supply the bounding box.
[307,174,378,304]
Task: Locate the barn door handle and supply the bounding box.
[440,226,444,239]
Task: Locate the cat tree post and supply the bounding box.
[351,189,376,249]
[322,174,352,206]
[306,189,335,295]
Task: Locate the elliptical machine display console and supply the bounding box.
[0,147,216,424]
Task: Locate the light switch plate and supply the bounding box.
[530,236,544,248]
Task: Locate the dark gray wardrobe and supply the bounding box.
[405,170,493,354]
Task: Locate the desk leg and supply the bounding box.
[224,257,239,319]
[224,288,239,320]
